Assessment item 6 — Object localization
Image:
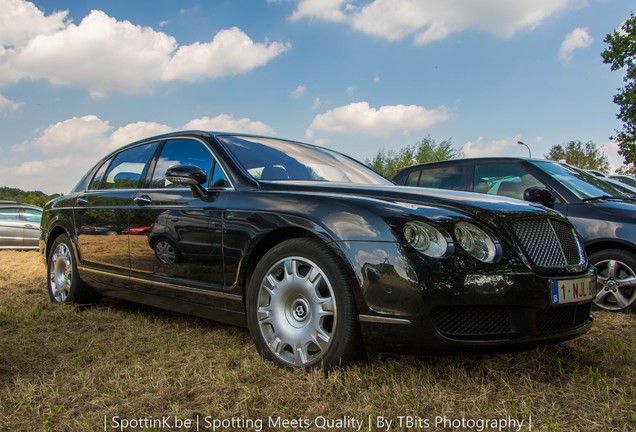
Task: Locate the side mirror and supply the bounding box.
[165,165,208,198]
[523,187,555,207]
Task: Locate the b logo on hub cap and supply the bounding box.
[292,299,309,322]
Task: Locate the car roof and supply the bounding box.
[395,157,553,173]
[0,201,43,210]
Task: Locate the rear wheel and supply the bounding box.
[47,234,99,304]
[246,238,364,370]
[590,249,636,312]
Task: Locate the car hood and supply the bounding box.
[580,198,636,219]
[259,182,560,220]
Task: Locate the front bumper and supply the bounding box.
[339,240,596,355]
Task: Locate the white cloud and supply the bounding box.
[289,0,576,44]
[0,2,290,96]
[9,10,176,97]
[290,0,348,23]
[290,85,307,99]
[0,0,67,49]
[461,136,523,158]
[373,72,381,83]
[109,122,174,148]
[600,140,625,174]
[345,85,357,95]
[162,27,290,82]
[460,136,551,159]
[184,114,276,135]
[29,115,111,154]
[0,94,22,117]
[311,97,322,109]
[559,27,593,61]
[306,101,449,139]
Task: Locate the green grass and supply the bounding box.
[0,251,634,431]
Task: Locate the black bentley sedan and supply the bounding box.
[40,132,595,369]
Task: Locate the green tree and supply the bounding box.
[601,13,636,165]
[0,186,60,207]
[366,136,460,179]
[544,140,610,171]
[616,164,636,175]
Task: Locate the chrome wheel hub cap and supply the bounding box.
[49,243,72,302]
[594,259,636,311]
[257,257,336,367]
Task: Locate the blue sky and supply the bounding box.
[0,0,631,194]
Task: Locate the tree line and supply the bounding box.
[0,186,60,208]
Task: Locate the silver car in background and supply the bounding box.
[0,201,42,250]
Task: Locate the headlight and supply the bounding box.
[454,221,499,263]
[403,221,449,258]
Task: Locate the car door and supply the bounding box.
[0,207,23,249]
[20,208,42,249]
[74,142,158,286]
[127,138,231,306]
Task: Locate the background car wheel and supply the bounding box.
[589,249,636,312]
[47,234,99,304]
[153,237,180,264]
[246,238,364,370]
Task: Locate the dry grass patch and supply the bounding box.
[0,251,634,431]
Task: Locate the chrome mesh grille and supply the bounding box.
[512,218,584,269]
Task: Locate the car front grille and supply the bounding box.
[433,306,513,339]
[433,304,592,341]
[536,303,592,334]
[511,218,584,270]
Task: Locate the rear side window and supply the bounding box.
[0,207,20,221]
[418,166,467,190]
[405,170,421,186]
[474,163,543,200]
[149,139,214,188]
[89,158,112,190]
[98,143,157,190]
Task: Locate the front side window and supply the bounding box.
[149,139,214,188]
[474,163,543,200]
[218,135,390,185]
[99,143,157,190]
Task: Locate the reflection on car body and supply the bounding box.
[40,133,596,370]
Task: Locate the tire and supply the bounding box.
[589,249,636,313]
[47,234,99,304]
[246,238,364,370]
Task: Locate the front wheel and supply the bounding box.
[47,234,99,304]
[246,238,364,370]
[590,249,636,312]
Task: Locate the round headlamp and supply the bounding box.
[454,222,499,263]
[403,221,449,258]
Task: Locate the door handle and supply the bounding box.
[134,195,152,206]
[76,197,89,206]
[24,224,33,228]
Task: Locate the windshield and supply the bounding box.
[218,135,391,185]
[531,160,630,200]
